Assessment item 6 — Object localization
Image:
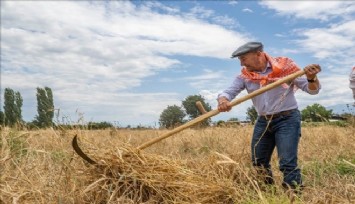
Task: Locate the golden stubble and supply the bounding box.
[1,125,354,203]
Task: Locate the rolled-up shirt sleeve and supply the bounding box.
[294,77,321,95]
[218,76,245,101]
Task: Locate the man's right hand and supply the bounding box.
[218,97,232,112]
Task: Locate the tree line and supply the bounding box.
[0,88,348,130]
[159,94,346,129]
[0,87,116,130]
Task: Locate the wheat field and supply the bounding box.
[1,125,355,203]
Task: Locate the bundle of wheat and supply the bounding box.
[73,137,241,203]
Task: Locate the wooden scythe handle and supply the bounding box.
[137,70,305,150]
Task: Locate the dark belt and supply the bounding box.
[261,109,297,120]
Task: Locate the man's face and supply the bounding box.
[238,51,259,70]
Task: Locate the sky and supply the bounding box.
[1,0,355,127]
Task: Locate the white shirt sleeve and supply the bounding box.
[217,76,245,101]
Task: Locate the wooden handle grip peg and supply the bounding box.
[196,101,207,114]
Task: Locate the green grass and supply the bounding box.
[5,131,28,160]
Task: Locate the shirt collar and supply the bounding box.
[256,62,271,74]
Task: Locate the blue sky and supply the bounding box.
[1,1,355,127]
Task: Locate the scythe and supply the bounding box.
[73,70,306,164]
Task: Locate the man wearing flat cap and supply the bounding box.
[231,42,264,58]
[218,41,321,192]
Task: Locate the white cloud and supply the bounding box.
[185,69,224,81]
[228,1,238,6]
[1,1,250,125]
[275,33,286,38]
[242,8,253,13]
[55,92,182,127]
[4,0,351,127]
[189,5,214,19]
[259,1,355,21]
[259,1,355,72]
[294,20,355,72]
[296,75,353,109]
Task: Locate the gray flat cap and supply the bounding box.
[231,42,263,58]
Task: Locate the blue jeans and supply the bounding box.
[251,109,302,187]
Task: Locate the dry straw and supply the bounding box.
[2,125,354,203]
[75,138,241,203]
[73,71,307,203]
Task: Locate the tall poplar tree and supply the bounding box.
[0,111,4,125]
[15,91,23,123]
[3,88,23,127]
[35,87,54,127]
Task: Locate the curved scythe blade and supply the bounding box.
[72,135,97,165]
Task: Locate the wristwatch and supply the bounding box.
[307,76,317,83]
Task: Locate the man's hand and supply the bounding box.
[304,64,321,80]
[218,97,232,112]
[304,64,321,90]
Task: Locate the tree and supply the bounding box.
[35,87,54,128]
[87,121,114,130]
[159,105,186,129]
[182,95,212,126]
[3,88,23,127]
[227,117,239,122]
[226,117,240,126]
[301,103,332,122]
[0,111,4,125]
[246,105,258,124]
[15,91,23,123]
